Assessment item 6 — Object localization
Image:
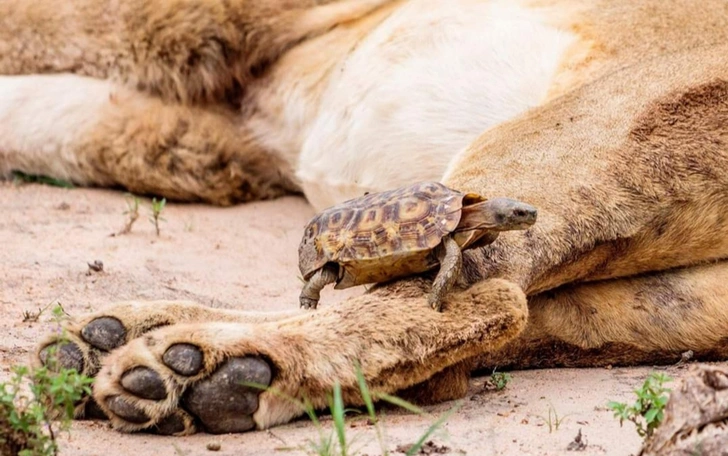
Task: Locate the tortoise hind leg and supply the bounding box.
[429,236,463,311]
[300,264,338,310]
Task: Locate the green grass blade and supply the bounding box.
[331,383,347,456]
[376,393,426,416]
[355,363,389,456]
[239,381,328,445]
[355,366,376,423]
[405,402,462,456]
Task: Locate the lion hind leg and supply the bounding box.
[0,73,298,205]
[476,260,728,371]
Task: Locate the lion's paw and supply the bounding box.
[34,301,245,419]
[92,322,274,435]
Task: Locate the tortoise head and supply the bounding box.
[456,197,538,233]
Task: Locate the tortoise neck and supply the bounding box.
[455,201,502,232]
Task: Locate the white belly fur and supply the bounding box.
[296,0,576,211]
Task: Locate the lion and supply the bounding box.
[1,0,727,450]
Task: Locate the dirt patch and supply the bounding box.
[395,440,450,454]
[1,182,724,455]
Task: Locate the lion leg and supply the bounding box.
[84,279,525,434]
[0,0,390,103]
[475,260,728,370]
[0,74,297,205]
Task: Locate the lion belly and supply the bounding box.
[296,0,577,212]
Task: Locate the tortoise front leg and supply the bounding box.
[300,265,338,310]
[429,235,463,311]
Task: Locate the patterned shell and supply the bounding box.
[298,182,475,289]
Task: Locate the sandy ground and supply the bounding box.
[2,181,723,456]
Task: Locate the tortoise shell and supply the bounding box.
[298,182,485,289]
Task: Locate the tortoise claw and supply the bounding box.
[300,297,319,310]
[428,294,443,312]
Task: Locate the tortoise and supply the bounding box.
[298,181,538,311]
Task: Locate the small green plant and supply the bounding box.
[149,197,167,236]
[607,372,672,439]
[538,404,568,433]
[489,371,511,391]
[245,364,458,455]
[21,299,57,323]
[1,305,94,455]
[118,194,141,235]
[0,364,93,455]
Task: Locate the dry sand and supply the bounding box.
[2,181,721,455]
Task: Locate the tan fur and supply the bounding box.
[4,0,728,436]
[0,0,391,104]
[448,46,728,293]
[527,0,728,100]
[87,279,527,432]
[477,262,728,370]
[77,89,301,204]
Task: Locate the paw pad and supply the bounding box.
[152,412,188,435]
[163,343,204,376]
[39,342,84,373]
[183,357,272,434]
[120,367,167,400]
[81,317,126,351]
[106,396,149,424]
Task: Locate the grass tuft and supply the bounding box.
[243,363,458,455]
[607,372,671,439]
[1,305,93,455]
